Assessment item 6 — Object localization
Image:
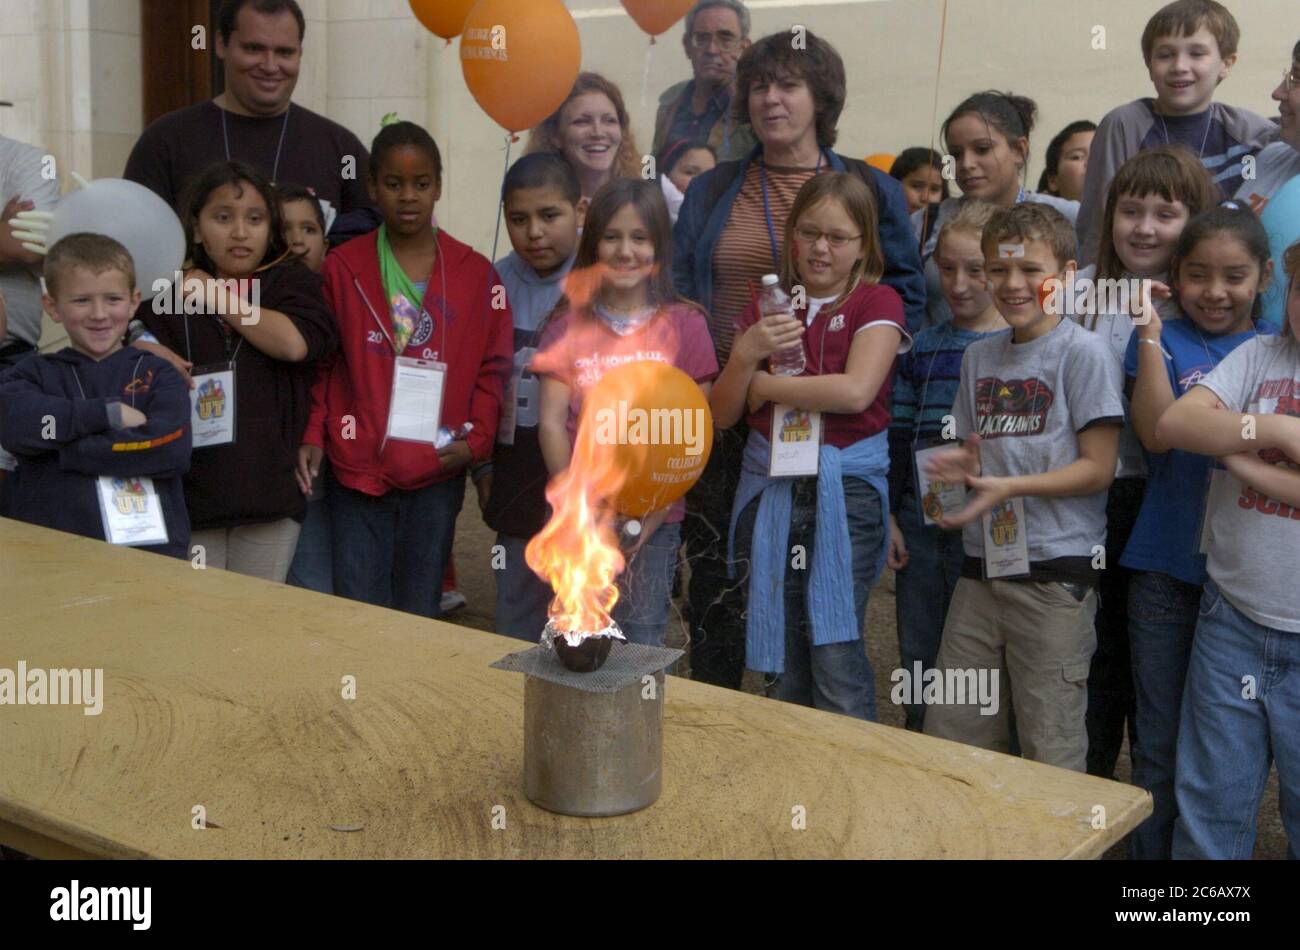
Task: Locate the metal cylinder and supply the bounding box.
[523,671,664,817]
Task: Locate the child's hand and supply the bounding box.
[624,507,669,558]
[886,513,909,570]
[437,439,473,474]
[296,444,323,495]
[474,472,493,513]
[117,405,148,429]
[938,472,1012,530]
[131,339,195,389]
[736,313,804,366]
[924,434,982,483]
[1131,279,1171,340]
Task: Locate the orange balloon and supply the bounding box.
[579,362,714,517]
[460,0,581,133]
[865,152,896,173]
[620,0,694,36]
[408,0,477,40]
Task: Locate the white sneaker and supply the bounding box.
[440,590,467,613]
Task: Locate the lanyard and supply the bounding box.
[183,312,244,365]
[912,324,955,448]
[72,354,145,408]
[222,105,291,185]
[759,150,825,268]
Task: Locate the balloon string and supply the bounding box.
[921,0,950,246]
[490,133,513,265]
[640,41,654,110]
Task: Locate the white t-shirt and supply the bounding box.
[1198,335,1300,633]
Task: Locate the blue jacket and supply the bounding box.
[672,146,927,334]
[0,347,192,558]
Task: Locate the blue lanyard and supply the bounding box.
[759,150,825,268]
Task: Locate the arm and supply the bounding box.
[672,173,710,300]
[0,364,113,455]
[1075,109,1125,267]
[538,375,573,476]
[868,169,927,334]
[708,307,803,429]
[463,269,515,463]
[1128,284,1177,453]
[935,423,1121,530]
[191,271,309,363]
[1221,451,1300,508]
[1156,384,1300,459]
[57,364,192,478]
[748,324,904,414]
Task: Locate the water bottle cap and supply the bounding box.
[761,274,780,287]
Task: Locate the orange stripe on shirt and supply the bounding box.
[110,427,186,453]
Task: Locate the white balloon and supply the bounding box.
[46,179,185,302]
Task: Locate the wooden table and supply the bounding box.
[0,518,1150,858]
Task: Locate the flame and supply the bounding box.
[525,425,627,635]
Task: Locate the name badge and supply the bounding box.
[96,476,170,547]
[1198,467,1231,555]
[386,356,446,445]
[190,363,236,448]
[913,444,968,526]
[769,404,821,477]
[982,496,1030,579]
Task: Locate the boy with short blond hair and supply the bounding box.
[1076,0,1278,265]
[921,204,1124,771]
[0,233,191,557]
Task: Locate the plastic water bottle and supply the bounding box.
[759,274,806,377]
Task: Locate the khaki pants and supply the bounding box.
[191,519,302,584]
[923,576,1097,771]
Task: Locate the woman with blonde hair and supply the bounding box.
[527,73,641,203]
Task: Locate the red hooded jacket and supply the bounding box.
[304,229,512,495]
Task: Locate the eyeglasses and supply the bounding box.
[1283,67,1300,91]
[690,31,742,52]
[793,226,862,249]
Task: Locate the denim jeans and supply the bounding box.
[734,476,884,721]
[1172,579,1300,859]
[328,469,465,619]
[1127,570,1201,860]
[682,425,748,688]
[493,533,553,641]
[894,490,966,731]
[286,496,334,594]
[1086,477,1144,778]
[612,521,682,647]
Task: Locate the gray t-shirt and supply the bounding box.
[1235,140,1300,213]
[1197,335,1300,633]
[954,316,1125,564]
[0,134,60,348]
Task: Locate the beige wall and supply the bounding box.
[3,0,1296,257]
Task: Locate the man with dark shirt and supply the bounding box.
[124,0,378,243]
[651,0,756,162]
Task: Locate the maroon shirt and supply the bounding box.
[735,281,909,447]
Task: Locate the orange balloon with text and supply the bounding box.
[620,0,695,37]
[577,361,714,518]
[408,0,477,40]
[460,0,581,133]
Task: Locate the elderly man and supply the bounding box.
[124,0,377,242]
[652,0,755,162]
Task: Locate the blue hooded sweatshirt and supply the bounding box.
[0,346,192,558]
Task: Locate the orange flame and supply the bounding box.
[525,264,684,636]
[525,414,628,635]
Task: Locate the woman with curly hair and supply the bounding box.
[527,73,642,204]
